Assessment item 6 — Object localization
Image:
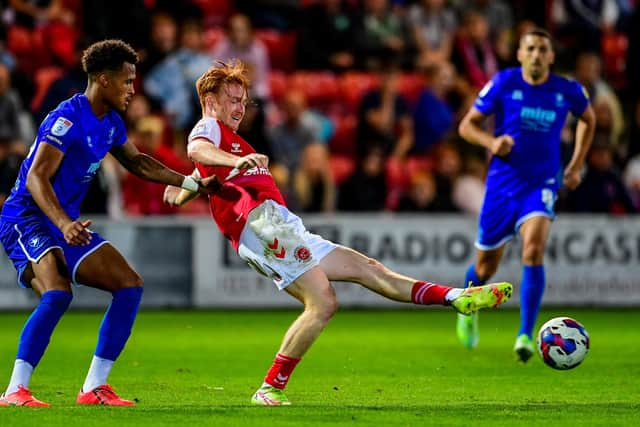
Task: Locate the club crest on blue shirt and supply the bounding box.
[52,117,73,136]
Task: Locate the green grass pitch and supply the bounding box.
[0,308,638,426]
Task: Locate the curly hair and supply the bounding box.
[81,39,138,76]
[196,60,251,108]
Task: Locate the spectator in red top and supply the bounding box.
[452,10,497,89]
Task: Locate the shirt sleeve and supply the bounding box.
[39,113,76,153]
[473,72,504,116]
[566,80,590,117]
[188,119,221,148]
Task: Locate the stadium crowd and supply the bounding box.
[0,0,639,216]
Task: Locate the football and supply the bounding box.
[537,317,590,370]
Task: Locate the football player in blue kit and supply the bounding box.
[0,40,217,407]
[455,29,596,361]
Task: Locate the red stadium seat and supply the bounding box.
[338,72,380,113]
[288,71,339,110]
[329,154,356,186]
[30,66,64,112]
[328,113,358,156]
[191,0,233,27]
[601,32,628,91]
[255,30,297,72]
[268,70,288,103]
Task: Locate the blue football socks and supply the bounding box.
[464,264,486,288]
[16,290,73,367]
[518,265,545,338]
[95,287,143,361]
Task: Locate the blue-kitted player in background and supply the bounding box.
[455,29,596,361]
[0,39,217,407]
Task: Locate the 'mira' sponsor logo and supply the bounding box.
[520,106,556,132]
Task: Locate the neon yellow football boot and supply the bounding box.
[251,385,292,406]
[451,282,513,315]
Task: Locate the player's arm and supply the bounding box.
[564,104,596,190]
[188,137,269,172]
[163,169,202,207]
[26,143,92,245]
[110,140,220,195]
[458,107,514,156]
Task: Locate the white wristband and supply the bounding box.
[181,175,199,192]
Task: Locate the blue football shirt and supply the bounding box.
[474,67,589,195]
[2,94,127,221]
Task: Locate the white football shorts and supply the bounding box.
[237,199,337,289]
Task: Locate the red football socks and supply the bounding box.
[264,353,301,389]
[411,281,453,305]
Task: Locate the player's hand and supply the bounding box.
[196,175,222,195]
[163,185,181,206]
[490,135,515,156]
[61,219,92,246]
[563,167,582,190]
[235,153,269,170]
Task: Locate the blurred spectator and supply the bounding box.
[551,0,622,56]
[296,0,357,72]
[356,59,413,159]
[566,141,636,213]
[211,13,270,101]
[354,0,413,70]
[452,155,486,214]
[122,116,194,215]
[0,61,27,208]
[237,97,272,158]
[235,0,298,31]
[623,155,640,210]
[431,142,462,212]
[292,143,335,213]
[338,144,387,211]
[4,0,77,69]
[0,62,31,150]
[452,10,497,89]
[144,18,212,131]
[0,23,17,70]
[268,90,328,200]
[123,93,152,131]
[412,60,471,154]
[82,0,149,49]
[625,5,640,100]
[35,38,87,123]
[406,0,457,66]
[396,170,439,212]
[137,11,178,76]
[573,51,624,146]
[457,0,514,64]
[625,98,640,161]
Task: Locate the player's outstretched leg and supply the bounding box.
[450,282,513,315]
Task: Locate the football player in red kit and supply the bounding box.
[164,61,513,406]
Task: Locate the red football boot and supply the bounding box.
[0,385,50,407]
[76,384,135,406]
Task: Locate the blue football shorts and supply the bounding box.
[0,215,108,288]
[475,185,557,251]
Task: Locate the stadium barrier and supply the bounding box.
[1,215,638,309]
